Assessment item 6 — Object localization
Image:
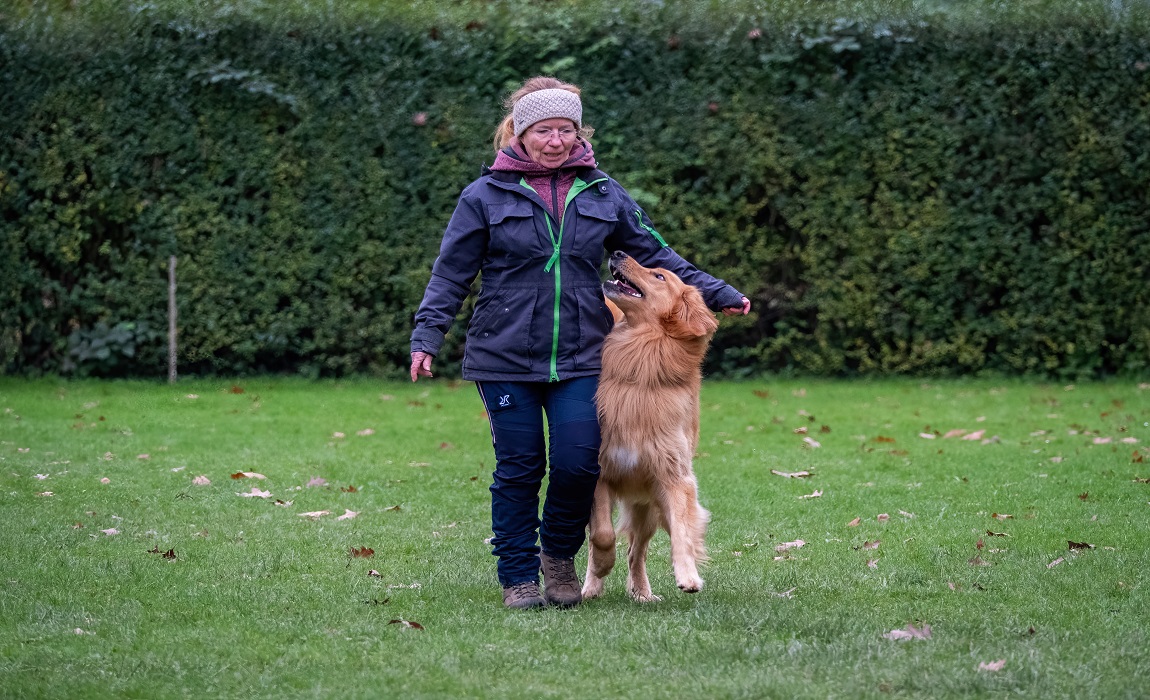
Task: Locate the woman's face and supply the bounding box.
[520,118,578,169]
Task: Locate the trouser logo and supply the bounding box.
[498,395,511,407]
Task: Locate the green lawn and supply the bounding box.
[1,377,1147,699]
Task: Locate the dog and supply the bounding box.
[582,251,720,602]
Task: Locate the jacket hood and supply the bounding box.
[490,138,597,174]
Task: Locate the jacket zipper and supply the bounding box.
[521,176,608,381]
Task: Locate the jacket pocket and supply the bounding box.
[570,199,618,259]
[487,201,542,258]
[464,287,540,374]
[573,290,613,371]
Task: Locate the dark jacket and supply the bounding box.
[410,165,745,382]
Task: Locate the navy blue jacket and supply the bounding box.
[410,165,745,382]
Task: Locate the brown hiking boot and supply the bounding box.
[539,552,583,608]
[502,580,545,609]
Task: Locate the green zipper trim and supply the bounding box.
[634,210,669,248]
[520,176,608,381]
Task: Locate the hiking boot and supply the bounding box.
[539,552,583,608]
[502,580,545,609]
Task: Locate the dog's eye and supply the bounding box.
[654,274,665,281]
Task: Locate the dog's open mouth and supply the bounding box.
[606,265,643,298]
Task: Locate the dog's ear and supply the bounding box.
[663,287,719,339]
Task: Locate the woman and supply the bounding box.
[410,76,749,609]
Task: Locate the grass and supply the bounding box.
[0,376,1148,699]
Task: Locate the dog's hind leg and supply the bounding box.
[663,478,706,593]
[582,482,616,599]
[624,501,661,602]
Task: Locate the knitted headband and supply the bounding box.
[512,88,582,137]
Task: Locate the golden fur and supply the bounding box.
[583,252,719,602]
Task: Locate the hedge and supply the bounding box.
[2,1,1148,378]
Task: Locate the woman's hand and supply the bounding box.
[410,351,434,382]
[722,297,751,317]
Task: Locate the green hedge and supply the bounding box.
[2,1,1148,378]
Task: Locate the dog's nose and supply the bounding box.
[610,251,626,263]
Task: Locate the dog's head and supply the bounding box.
[603,252,718,340]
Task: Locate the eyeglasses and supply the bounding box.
[529,126,578,140]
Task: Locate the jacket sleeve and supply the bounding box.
[605,184,745,312]
[410,194,488,356]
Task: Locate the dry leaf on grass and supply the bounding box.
[337,509,358,520]
[368,570,382,577]
[1046,557,1065,569]
[847,517,861,527]
[883,624,931,640]
[231,471,267,480]
[298,510,331,519]
[863,540,881,550]
[306,477,327,488]
[237,487,271,498]
[388,619,424,630]
[101,528,119,536]
[798,489,823,500]
[1067,540,1094,550]
[876,513,890,522]
[349,546,374,558]
[867,558,879,569]
[775,539,806,552]
[942,429,967,439]
[771,470,812,478]
[192,475,211,486]
[802,437,822,448]
[978,659,1006,672]
[962,430,986,441]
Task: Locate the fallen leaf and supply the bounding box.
[918,433,936,440]
[340,485,358,493]
[356,428,376,436]
[36,491,53,497]
[978,660,1006,672]
[192,475,211,486]
[368,570,382,577]
[798,489,822,499]
[867,558,879,569]
[1093,437,1112,445]
[1050,456,1064,463]
[72,522,84,529]
[986,530,1010,537]
[137,454,150,460]
[1046,557,1065,569]
[771,470,812,478]
[384,504,402,512]
[1067,540,1094,550]
[874,436,896,443]
[306,477,327,488]
[231,471,266,480]
[883,624,931,640]
[793,426,808,435]
[775,539,806,552]
[337,509,359,520]
[387,619,424,630]
[230,385,245,394]
[863,540,881,550]
[1121,437,1139,444]
[898,510,915,518]
[962,430,986,441]
[332,432,346,439]
[237,487,271,498]
[298,510,331,519]
[802,437,821,448]
[968,555,991,566]
[942,429,967,439]
[876,513,890,522]
[992,513,1014,520]
[100,477,111,484]
[274,499,293,507]
[772,587,796,598]
[976,538,984,550]
[34,473,49,480]
[101,528,119,536]
[847,517,861,527]
[350,546,374,558]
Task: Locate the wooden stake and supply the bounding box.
[168,255,177,383]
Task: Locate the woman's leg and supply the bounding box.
[539,375,602,558]
[477,381,547,587]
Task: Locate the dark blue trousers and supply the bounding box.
[476,377,602,586]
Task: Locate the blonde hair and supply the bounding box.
[493,76,595,152]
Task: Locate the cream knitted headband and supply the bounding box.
[512,88,583,137]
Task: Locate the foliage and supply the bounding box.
[1,1,1149,378]
[62,320,159,377]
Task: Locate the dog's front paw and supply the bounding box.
[676,576,704,593]
[581,577,605,599]
[630,589,662,603]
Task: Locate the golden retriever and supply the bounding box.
[582,251,719,602]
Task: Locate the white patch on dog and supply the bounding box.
[607,446,639,471]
